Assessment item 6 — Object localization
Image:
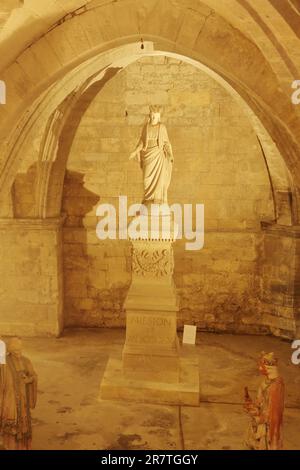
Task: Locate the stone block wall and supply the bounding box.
[62,56,283,335]
[0,219,63,336]
[258,223,299,337]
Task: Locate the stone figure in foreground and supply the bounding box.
[244,352,285,450]
[0,337,37,450]
[129,105,174,205]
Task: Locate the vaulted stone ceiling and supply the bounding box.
[0,0,299,80]
[0,0,299,218]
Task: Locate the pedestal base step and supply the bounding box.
[99,352,200,406]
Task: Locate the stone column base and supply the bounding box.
[99,211,200,405]
[99,347,200,406]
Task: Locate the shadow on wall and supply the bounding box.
[56,67,130,329]
[12,162,38,217]
[62,170,130,328]
[47,67,122,218]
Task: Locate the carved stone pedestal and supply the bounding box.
[100,214,200,405]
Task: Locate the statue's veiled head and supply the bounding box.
[149,105,162,125]
[7,337,23,357]
[258,351,279,377]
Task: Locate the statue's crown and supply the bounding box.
[260,351,278,366]
[149,105,162,113]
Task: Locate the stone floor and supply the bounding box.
[2,329,300,450]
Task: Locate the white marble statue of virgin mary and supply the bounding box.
[129,106,174,205]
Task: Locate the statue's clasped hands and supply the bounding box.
[20,372,34,384]
[129,150,138,161]
[244,400,259,416]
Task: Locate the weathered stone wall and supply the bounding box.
[62,56,282,334]
[0,219,63,336]
[258,224,299,337]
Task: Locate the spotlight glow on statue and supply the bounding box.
[129,105,174,205]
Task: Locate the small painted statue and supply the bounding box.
[0,337,37,450]
[244,352,284,450]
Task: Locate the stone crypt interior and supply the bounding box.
[0,0,300,450]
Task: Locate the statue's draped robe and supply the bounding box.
[246,376,284,450]
[0,354,37,450]
[137,123,173,205]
